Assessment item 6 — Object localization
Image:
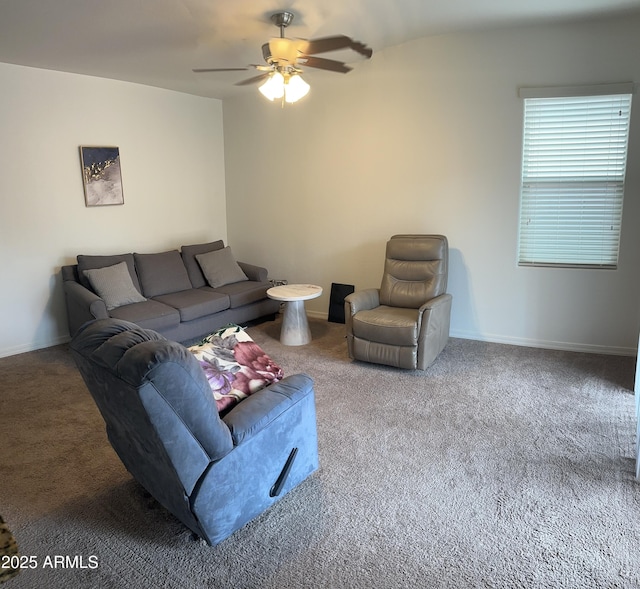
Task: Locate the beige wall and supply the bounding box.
[0,63,226,357]
[223,14,640,354]
[2,14,639,358]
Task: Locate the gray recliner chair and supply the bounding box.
[70,318,319,546]
[345,235,452,370]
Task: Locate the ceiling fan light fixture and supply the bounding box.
[268,37,300,66]
[258,71,285,100]
[284,73,310,103]
[193,11,372,104]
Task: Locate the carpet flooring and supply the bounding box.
[1,317,638,588]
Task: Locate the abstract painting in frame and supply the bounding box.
[79,146,124,207]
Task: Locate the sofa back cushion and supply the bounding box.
[77,253,141,292]
[181,240,225,288]
[134,250,193,297]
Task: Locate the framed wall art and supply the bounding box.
[79,146,124,207]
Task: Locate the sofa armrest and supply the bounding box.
[344,288,380,316]
[237,261,268,282]
[63,280,109,335]
[222,374,314,445]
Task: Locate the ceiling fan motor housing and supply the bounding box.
[262,39,301,68]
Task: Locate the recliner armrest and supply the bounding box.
[344,288,380,315]
[222,373,314,445]
[419,293,453,313]
[416,293,452,369]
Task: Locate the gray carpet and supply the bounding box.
[1,318,639,588]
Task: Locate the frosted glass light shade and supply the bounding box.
[284,74,310,103]
[268,38,300,66]
[259,72,285,101]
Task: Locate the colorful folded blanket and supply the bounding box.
[189,325,284,413]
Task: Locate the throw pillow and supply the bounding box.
[196,246,248,288]
[83,261,147,310]
[77,253,140,291]
[189,325,284,413]
[181,240,225,288]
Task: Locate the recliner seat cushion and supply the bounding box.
[352,306,420,346]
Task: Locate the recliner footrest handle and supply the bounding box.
[269,448,298,497]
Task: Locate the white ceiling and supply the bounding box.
[1,0,640,100]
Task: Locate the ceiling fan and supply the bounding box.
[193,11,373,103]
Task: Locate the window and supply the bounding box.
[517,84,633,268]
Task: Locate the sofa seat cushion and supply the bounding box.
[153,289,230,322]
[134,250,193,298]
[108,299,180,331]
[352,306,420,346]
[205,281,271,309]
[189,325,284,414]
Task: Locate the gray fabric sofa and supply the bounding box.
[71,318,319,546]
[62,240,280,342]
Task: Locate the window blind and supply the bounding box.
[518,91,632,268]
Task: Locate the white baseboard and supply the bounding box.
[0,334,71,359]
[307,310,329,320]
[308,311,636,356]
[449,328,637,357]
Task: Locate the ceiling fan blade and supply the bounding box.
[297,56,352,74]
[192,67,249,73]
[299,35,373,59]
[235,73,271,86]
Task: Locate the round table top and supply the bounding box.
[267,284,323,302]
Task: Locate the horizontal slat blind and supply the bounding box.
[518,93,632,268]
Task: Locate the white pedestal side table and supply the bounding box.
[267,284,323,346]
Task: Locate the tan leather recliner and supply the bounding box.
[345,235,452,370]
